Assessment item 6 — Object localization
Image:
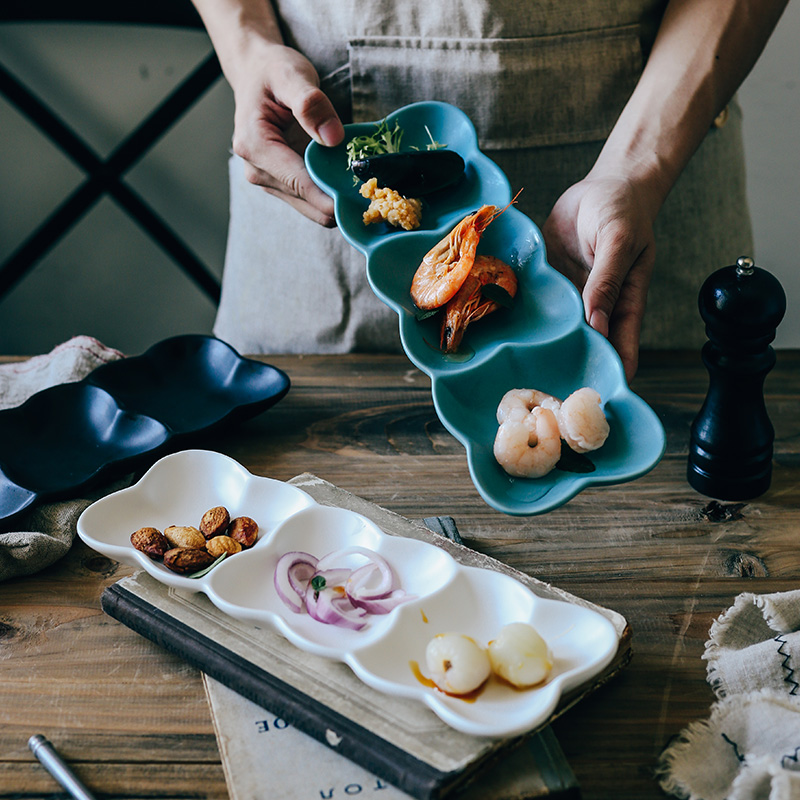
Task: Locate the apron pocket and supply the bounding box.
[320,62,354,122]
[348,27,643,149]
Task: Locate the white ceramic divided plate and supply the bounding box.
[78,449,619,738]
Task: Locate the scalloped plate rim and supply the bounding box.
[77,448,621,738]
[304,101,665,516]
[0,335,290,522]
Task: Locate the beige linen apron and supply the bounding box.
[213,0,753,354]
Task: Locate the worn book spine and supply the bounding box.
[101,583,454,800]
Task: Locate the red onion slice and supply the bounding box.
[288,562,317,597]
[274,551,317,614]
[306,583,368,631]
[316,545,391,573]
[273,545,412,628]
[349,588,413,615]
[346,560,394,601]
[313,567,352,588]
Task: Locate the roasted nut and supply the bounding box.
[200,506,230,539]
[130,527,169,559]
[163,547,215,575]
[228,516,259,548]
[206,535,243,558]
[164,525,206,550]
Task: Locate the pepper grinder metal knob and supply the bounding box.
[687,256,786,499]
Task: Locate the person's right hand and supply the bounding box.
[228,40,345,226]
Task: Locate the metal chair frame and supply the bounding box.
[0,2,223,304]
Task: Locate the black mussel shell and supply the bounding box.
[350,150,465,196]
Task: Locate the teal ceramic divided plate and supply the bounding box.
[306,101,665,515]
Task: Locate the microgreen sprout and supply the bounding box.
[311,574,326,599]
[345,119,405,169]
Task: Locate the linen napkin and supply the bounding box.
[0,336,123,582]
[659,590,800,800]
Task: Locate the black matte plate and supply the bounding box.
[0,335,290,523]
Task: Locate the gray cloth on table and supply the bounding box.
[659,590,800,800]
[0,336,123,582]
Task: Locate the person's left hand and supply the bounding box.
[542,174,658,382]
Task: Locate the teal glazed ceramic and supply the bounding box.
[306,101,665,515]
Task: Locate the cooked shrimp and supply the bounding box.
[496,388,559,425]
[555,388,610,453]
[440,255,518,352]
[410,204,499,311]
[410,190,522,311]
[493,406,562,479]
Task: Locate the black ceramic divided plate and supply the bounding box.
[0,335,290,523]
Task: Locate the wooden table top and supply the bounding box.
[1,350,798,800]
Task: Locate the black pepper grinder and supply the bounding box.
[687,256,786,500]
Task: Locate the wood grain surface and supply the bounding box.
[1,350,798,799]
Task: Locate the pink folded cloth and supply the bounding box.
[0,336,123,581]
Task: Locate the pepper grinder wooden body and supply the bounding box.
[687,257,786,500]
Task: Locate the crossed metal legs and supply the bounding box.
[0,49,223,303]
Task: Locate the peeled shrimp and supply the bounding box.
[440,255,518,353]
[410,205,500,311]
[493,405,562,479]
[496,388,560,425]
[493,386,609,478]
[546,388,610,453]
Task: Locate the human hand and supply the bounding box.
[541,175,658,382]
[228,40,345,226]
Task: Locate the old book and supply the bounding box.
[101,474,629,799]
[202,674,581,799]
